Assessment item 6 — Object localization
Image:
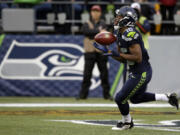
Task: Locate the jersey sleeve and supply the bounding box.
[122,28,140,47]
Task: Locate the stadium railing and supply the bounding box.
[0,0,180,35]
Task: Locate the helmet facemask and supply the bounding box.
[114,6,137,30]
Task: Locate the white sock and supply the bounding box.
[155,94,168,101]
[122,114,131,123]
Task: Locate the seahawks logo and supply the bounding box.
[0,40,104,89]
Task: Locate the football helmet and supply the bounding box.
[114,6,137,30]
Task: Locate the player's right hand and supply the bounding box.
[93,42,109,53]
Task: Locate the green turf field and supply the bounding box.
[0,97,179,135]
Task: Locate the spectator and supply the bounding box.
[106,0,115,14]
[175,0,180,13]
[72,0,84,20]
[131,2,151,50]
[77,5,110,100]
[133,0,156,20]
[159,0,177,34]
[159,0,177,20]
[35,0,52,20]
[14,0,44,8]
[50,0,71,34]
[0,1,11,18]
[174,0,180,34]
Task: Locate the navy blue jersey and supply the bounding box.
[117,27,151,73]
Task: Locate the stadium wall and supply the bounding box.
[0,35,120,97]
[0,35,179,97]
[148,36,180,94]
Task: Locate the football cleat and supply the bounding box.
[112,119,134,130]
[167,93,179,110]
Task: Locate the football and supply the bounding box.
[94,32,117,45]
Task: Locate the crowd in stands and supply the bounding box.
[0,0,180,35]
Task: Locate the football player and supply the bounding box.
[94,6,179,130]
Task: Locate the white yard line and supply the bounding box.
[0,103,172,108]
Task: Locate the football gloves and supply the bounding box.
[93,42,109,53]
[93,42,120,57]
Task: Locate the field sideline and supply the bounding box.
[0,97,179,135]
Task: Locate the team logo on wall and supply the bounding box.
[0,40,103,89]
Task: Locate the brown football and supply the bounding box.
[94,32,117,45]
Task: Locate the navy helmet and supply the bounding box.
[114,6,137,30]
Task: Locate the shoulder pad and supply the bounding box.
[122,27,139,41]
